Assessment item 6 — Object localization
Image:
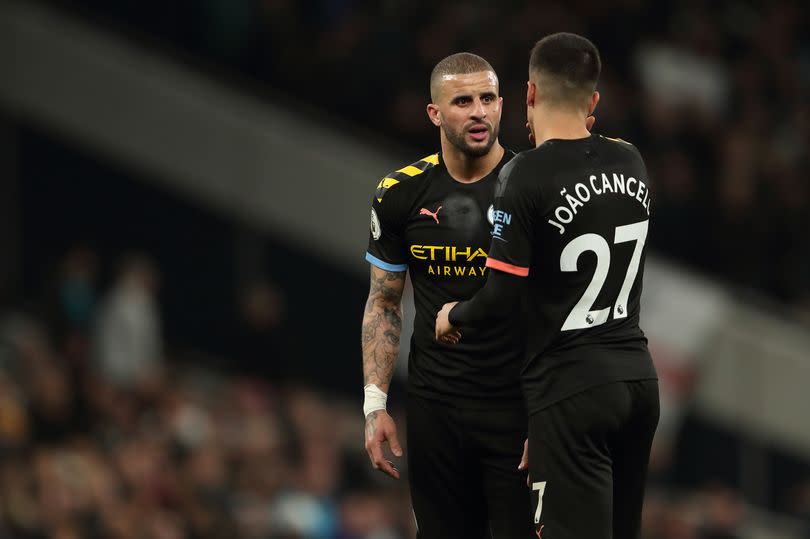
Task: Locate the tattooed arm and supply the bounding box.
[362,265,406,390]
[362,264,406,479]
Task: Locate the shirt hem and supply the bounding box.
[525,374,658,416]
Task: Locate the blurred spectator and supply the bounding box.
[26,359,84,444]
[699,486,745,539]
[636,41,729,119]
[51,246,101,379]
[232,280,287,381]
[94,254,163,388]
[0,368,29,450]
[55,245,99,337]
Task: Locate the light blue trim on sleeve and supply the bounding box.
[365,252,408,272]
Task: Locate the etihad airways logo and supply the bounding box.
[410,244,488,277]
[410,245,488,262]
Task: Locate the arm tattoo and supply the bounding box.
[362,268,405,390]
[365,410,378,439]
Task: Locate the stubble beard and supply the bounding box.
[444,123,500,158]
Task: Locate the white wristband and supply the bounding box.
[363,384,388,418]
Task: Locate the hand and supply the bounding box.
[435,302,461,343]
[364,410,402,479]
[518,438,530,486]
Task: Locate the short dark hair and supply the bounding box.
[430,52,496,102]
[529,33,600,110]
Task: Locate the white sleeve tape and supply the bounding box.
[363,383,388,418]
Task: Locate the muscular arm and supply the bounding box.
[361,265,406,392]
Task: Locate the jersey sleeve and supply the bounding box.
[485,155,536,277]
[366,181,408,272]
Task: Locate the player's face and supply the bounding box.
[432,71,502,157]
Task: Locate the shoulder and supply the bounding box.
[374,152,440,203]
[598,135,644,161]
[495,149,547,195]
[599,134,637,149]
[498,150,524,178]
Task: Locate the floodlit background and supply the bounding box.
[0,0,809,538]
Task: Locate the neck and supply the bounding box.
[440,134,505,183]
[530,106,591,147]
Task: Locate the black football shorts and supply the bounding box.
[407,393,533,539]
[528,379,659,539]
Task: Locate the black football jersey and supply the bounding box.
[486,135,657,413]
[366,150,524,406]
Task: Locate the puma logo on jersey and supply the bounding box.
[419,206,442,224]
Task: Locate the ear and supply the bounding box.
[526,80,536,108]
[588,91,600,116]
[426,103,441,127]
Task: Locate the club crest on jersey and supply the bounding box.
[370,208,382,240]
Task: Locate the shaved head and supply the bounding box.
[529,33,600,111]
[430,52,497,102]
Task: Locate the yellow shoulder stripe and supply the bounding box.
[376,177,400,190]
[375,177,400,202]
[375,153,438,202]
[397,165,424,177]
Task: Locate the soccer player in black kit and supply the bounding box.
[360,53,534,538]
[437,34,659,539]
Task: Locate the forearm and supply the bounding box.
[361,267,406,392]
[449,269,524,328]
[361,299,402,392]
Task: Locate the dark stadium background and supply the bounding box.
[1,1,809,538]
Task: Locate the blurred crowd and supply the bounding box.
[2,247,808,539]
[271,0,810,318]
[52,0,810,318]
[0,248,414,539]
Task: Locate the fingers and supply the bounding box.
[387,427,403,458]
[365,420,403,480]
[435,302,461,341]
[438,330,462,344]
[435,324,454,341]
[366,437,400,479]
[366,436,383,470]
[380,458,401,479]
[519,438,531,487]
[518,438,529,471]
[439,330,461,344]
